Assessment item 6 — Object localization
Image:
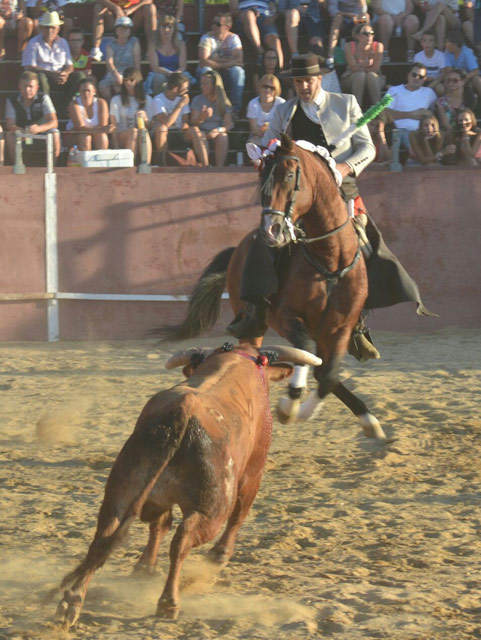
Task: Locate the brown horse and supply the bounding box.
[157,134,386,439]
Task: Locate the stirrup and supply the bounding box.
[349,328,381,362]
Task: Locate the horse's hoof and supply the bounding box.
[297,391,324,421]
[156,598,179,620]
[56,592,82,630]
[359,413,387,440]
[276,397,300,424]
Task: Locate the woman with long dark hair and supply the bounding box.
[110,67,154,164]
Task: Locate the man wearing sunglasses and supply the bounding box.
[385,62,437,148]
[198,12,245,117]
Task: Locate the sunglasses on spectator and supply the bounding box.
[361,30,374,35]
[262,84,275,90]
[410,71,426,79]
[446,77,461,83]
[213,20,224,26]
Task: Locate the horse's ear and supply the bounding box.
[280,133,294,152]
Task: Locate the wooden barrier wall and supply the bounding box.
[0,165,479,341]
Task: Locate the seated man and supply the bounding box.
[21,11,84,115]
[444,28,481,100]
[0,0,33,59]
[385,62,437,148]
[198,11,245,118]
[229,0,284,69]
[277,0,325,58]
[4,70,60,163]
[152,71,207,165]
[90,0,156,61]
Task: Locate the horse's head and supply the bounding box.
[257,134,311,248]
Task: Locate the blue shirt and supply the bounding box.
[444,45,479,73]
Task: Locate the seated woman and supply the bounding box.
[341,23,384,108]
[434,67,469,132]
[371,0,419,62]
[66,76,112,150]
[190,69,232,167]
[98,16,141,101]
[453,107,481,165]
[253,48,282,96]
[408,113,451,164]
[110,67,154,164]
[246,73,285,145]
[145,13,190,97]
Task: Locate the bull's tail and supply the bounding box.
[152,247,235,342]
[59,412,191,590]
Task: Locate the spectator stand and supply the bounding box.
[2,0,475,168]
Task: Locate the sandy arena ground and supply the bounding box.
[1,329,480,640]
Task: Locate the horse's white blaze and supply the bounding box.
[298,391,324,421]
[358,413,387,440]
[290,364,309,390]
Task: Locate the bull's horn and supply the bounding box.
[262,346,322,367]
[165,347,209,369]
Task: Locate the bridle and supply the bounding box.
[259,151,361,286]
[259,152,352,245]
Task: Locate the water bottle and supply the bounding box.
[24,126,33,145]
[67,145,79,167]
[394,25,402,37]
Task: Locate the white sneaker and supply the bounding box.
[90,47,103,62]
[326,56,335,70]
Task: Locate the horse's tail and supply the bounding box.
[152,247,235,342]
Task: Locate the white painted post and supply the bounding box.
[44,147,59,341]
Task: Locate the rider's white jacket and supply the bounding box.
[260,89,376,177]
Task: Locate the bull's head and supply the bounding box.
[166,344,322,380]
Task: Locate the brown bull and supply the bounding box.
[55,342,322,629]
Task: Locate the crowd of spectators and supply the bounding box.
[0,0,480,168]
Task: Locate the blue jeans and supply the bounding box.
[198,65,245,115]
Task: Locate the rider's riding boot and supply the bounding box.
[349,321,381,363]
[226,300,266,339]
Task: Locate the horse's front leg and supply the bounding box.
[273,313,312,424]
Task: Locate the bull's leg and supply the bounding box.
[56,511,134,630]
[156,511,221,619]
[208,475,261,568]
[333,382,386,439]
[134,509,173,574]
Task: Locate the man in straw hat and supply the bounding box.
[227,53,433,360]
[22,11,85,114]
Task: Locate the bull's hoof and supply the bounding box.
[156,598,179,620]
[276,397,300,424]
[207,547,229,568]
[55,590,82,630]
[133,560,156,575]
[359,413,387,440]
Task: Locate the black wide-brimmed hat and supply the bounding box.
[281,53,331,78]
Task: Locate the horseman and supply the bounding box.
[227,52,431,360]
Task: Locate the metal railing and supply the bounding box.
[13,128,151,174]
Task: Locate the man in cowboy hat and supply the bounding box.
[22,11,85,114]
[227,52,432,360]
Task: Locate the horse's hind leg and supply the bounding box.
[134,508,173,574]
[333,382,386,440]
